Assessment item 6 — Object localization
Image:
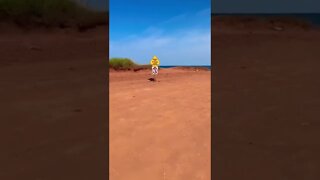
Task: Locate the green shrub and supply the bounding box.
[109,58,138,70]
[109,58,153,71]
[0,0,107,28]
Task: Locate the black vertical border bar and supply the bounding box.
[106,8,110,180]
[210,3,214,180]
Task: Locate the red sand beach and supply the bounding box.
[0,27,109,179]
[2,15,320,180]
[212,16,320,180]
[110,68,211,180]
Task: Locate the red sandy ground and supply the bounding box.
[0,24,211,179]
[0,27,108,179]
[110,69,211,180]
[212,18,320,180]
[2,16,320,180]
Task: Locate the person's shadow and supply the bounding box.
[148,78,156,81]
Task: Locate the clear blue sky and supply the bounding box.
[110,0,211,66]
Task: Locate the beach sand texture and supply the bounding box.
[0,27,109,179]
[2,15,320,180]
[110,68,211,180]
[212,16,320,180]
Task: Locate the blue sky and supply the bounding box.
[110,0,211,66]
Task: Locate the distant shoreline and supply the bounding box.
[160,65,211,69]
[109,66,211,72]
[110,66,211,72]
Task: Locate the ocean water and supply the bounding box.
[160,65,211,70]
[213,13,320,26]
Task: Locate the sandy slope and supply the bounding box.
[0,27,108,179]
[110,69,211,180]
[212,22,320,179]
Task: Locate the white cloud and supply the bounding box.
[110,8,211,65]
[196,8,211,16]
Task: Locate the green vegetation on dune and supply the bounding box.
[0,0,107,28]
[109,58,137,70]
[109,58,151,71]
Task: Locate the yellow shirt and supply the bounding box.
[150,59,160,67]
